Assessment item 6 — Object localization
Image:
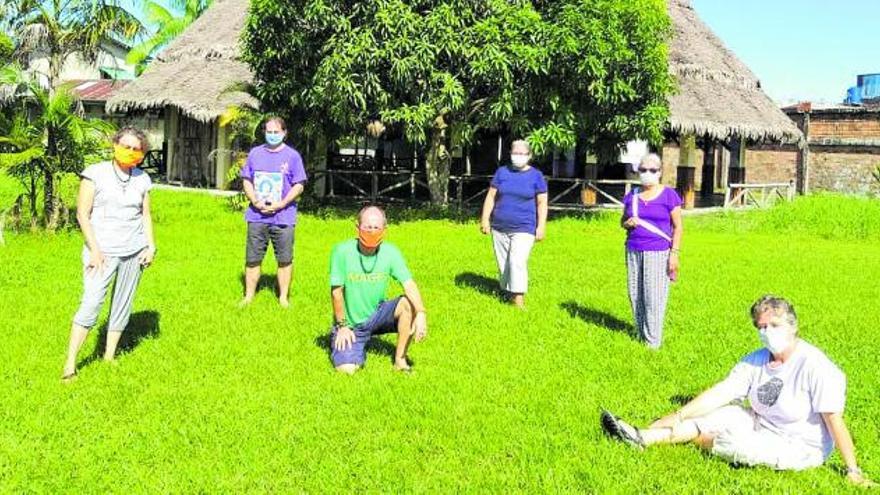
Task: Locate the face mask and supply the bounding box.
[758,324,792,355]
[113,144,145,168]
[358,228,385,249]
[510,155,529,169]
[265,132,284,147]
[639,171,660,185]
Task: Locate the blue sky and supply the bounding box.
[692,0,880,104]
[123,0,879,105]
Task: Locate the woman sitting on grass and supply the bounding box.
[601,295,875,487]
[62,127,156,381]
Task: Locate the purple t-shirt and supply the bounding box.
[622,186,682,251]
[241,144,308,226]
[490,165,548,234]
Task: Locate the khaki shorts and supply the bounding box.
[692,405,825,471]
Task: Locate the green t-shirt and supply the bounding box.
[329,239,413,327]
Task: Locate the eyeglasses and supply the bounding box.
[638,168,660,173]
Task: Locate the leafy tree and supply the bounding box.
[126,0,213,72]
[2,0,144,221]
[244,0,673,204]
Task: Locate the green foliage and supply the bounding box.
[126,0,213,72]
[243,0,674,203]
[0,66,115,226]
[0,175,878,492]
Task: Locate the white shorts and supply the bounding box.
[692,405,825,471]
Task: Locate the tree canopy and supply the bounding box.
[244,0,674,202]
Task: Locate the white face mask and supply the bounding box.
[511,155,530,169]
[758,324,793,355]
[639,171,660,185]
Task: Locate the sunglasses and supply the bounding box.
[638,168,660,173]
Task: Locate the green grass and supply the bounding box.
[1,176,879,493]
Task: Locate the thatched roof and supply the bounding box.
[106,0,257,122]
[108,0,802,145]
[667,0,803,144]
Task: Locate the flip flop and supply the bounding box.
[61,371,77,383]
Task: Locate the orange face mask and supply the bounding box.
[114,144,145,168]
[358,228,385,249]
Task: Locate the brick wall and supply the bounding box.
[810,149,880,195]
[809,114,880,140]
[744,148,798,183]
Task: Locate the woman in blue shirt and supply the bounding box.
[479,140,548,308]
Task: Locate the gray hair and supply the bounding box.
[750,295,798,331]
[633,152,662,173]
[511,139,531,154]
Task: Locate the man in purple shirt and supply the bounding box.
[240,117,308,308]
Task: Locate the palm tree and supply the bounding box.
[3,0,144,221]
[0,65,114,228]
[126,0,213,70]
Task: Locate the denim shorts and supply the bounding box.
[329,297,401,366]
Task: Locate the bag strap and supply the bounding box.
[631,186,673,243]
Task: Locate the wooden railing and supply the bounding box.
[312,168,639,210]
[724,181,795,208]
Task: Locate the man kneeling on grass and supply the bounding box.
[328,205,428,373]
[601,295,875,487]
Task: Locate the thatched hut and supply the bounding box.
[107,0,256,188]
[109,0,802,204]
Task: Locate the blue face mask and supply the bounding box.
[265,132,284,146]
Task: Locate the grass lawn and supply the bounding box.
[1,176,879,493]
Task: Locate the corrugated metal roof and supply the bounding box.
[65,79,130,103]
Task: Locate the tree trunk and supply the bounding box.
[425,115,450,205]
[43,124,58,227]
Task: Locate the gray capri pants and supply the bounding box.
[72,247,144,332]
[626,248,671,349]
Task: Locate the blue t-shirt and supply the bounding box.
[490,165,548,234]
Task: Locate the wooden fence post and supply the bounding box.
[676,134,697,209]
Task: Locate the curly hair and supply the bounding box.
[750,294,798,331]
[112,126,150,151]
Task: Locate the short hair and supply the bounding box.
[511,139,531,154]
[357,204,387,226]
[264,116,287,131]
[112,126,149,151]
[640,153,662,169]
[750,295,798,330]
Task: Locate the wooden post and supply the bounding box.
[700,141,716,198]
[676,134,697,209]
[581,163,598,206]
[164,106,179,183]
[796,105,811,195]
[728,137,747,205]
[214,120,231,189]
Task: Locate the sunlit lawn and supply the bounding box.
[1,176,878,492]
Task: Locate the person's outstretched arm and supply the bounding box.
[650,381,739,429]
[480,187,497,235]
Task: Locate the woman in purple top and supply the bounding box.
[621,153,683,348]
[480,140,548,308]
[240,117,308,308]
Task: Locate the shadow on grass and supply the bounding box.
[313,332,400,367]
[238,272,280,297]
[78,310,161,369]
[670,394,696,406]
[454,272,501,299]
[560,301,635,338]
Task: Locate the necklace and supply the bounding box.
[358,245,380,274]
[112,164,132,193]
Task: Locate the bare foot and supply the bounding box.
[238,297,253,308]
[393,358,412,373]
[279,298,290,309]
[61,369,77,383]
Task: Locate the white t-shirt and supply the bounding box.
[717,340,846,457]
[80,162,152,257]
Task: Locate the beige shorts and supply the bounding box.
[692,405,825,471]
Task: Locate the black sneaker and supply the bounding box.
[600,409,645,450]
